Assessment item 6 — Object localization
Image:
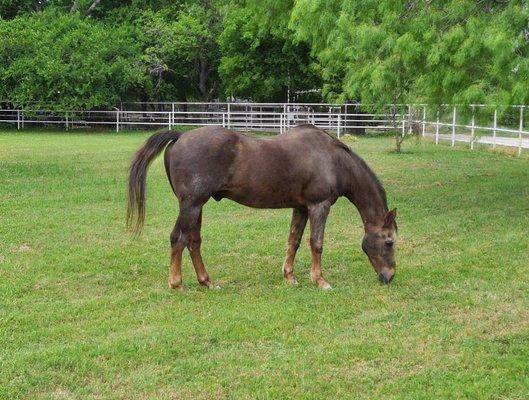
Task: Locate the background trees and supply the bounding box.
[0,10,145,109]
[1,0,528,109]
[218,2,321,102]
[291,0,529,108]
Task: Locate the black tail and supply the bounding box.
[127,130,182,235]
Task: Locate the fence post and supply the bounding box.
[17,110,20,130]
[284,104,288,132]
[65,113,69,131]
[422,106,426,137]
[470,105,475,150]
[337,114,341,138]
[493,108,497,149]
[116,110,120,133]
[222,113,226,128]
[344,104,348,133]
[172,103,175,129]
[21,110,24,129]
[519,106,524,156]
[245,105,249,132]
[451,106,456,146]
[227,103,231,129]
[435,109,440,144]
[408,105,412,134]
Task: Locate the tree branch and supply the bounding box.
[70,0,79,14]
[86,0,102,16]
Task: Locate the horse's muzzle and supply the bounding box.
[378,272,394,284]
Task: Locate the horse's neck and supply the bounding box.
[345,158,388,230]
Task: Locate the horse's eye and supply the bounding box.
[385,238,394,247]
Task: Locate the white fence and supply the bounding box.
[1,102,528,154]
[408,104,529,156]
[0,102,407,137]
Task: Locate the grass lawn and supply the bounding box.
[1,129,528,399]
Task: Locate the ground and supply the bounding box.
[1,130,528,399]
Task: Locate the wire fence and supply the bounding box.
[1,102,528,155]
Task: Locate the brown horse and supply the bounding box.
[127,124,397,291]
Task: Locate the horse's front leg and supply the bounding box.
[308,202,332,289]
[282,207,308,285]
[187,209,219,289]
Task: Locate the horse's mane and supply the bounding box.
[332,137,388,210]
[298,124,389,211]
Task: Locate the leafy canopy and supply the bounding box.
[1,0,529,108]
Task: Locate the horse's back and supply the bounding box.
[165,124,347,207]
[229,124,345,207]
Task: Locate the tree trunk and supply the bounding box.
[395,134,402,152]
[391,104,400,153]
[198,59,208,100]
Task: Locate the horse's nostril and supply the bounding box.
[378,272,393,284]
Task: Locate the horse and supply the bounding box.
[127,124,397,291]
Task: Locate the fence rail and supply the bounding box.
[1,102,528,154]
[408,104,529,156]
[0,103,406,136]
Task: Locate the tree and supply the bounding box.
[2,0,529,119]
[0,10,145,109]
[289,0,529,150]
[291,1,529,106]
[137,1,222,101]
[218,4,320,102]
[420,1,529,107]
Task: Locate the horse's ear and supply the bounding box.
[384,208,397,229]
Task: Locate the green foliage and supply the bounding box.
[290,0,529,109]
[0,9,145,109]
[218,3,320,102]
[2,1,529,108]
[0,1,226,106]
[137,2,222,101]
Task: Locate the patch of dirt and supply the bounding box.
[13,243,31,252]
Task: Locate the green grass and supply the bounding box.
[1,130,528,399]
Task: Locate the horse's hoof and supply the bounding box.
[284,276,298,285]
[169,282,188,292]
[318,281,332,290]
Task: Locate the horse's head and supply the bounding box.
[362,209,397,284]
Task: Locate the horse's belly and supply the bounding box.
[222,186,302,209]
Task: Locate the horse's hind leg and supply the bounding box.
[187,209,218,289]
[169,202,202,292]
[282,208,308,285]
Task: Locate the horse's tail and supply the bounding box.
[127,130,182,235]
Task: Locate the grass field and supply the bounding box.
[1,129,528,399]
